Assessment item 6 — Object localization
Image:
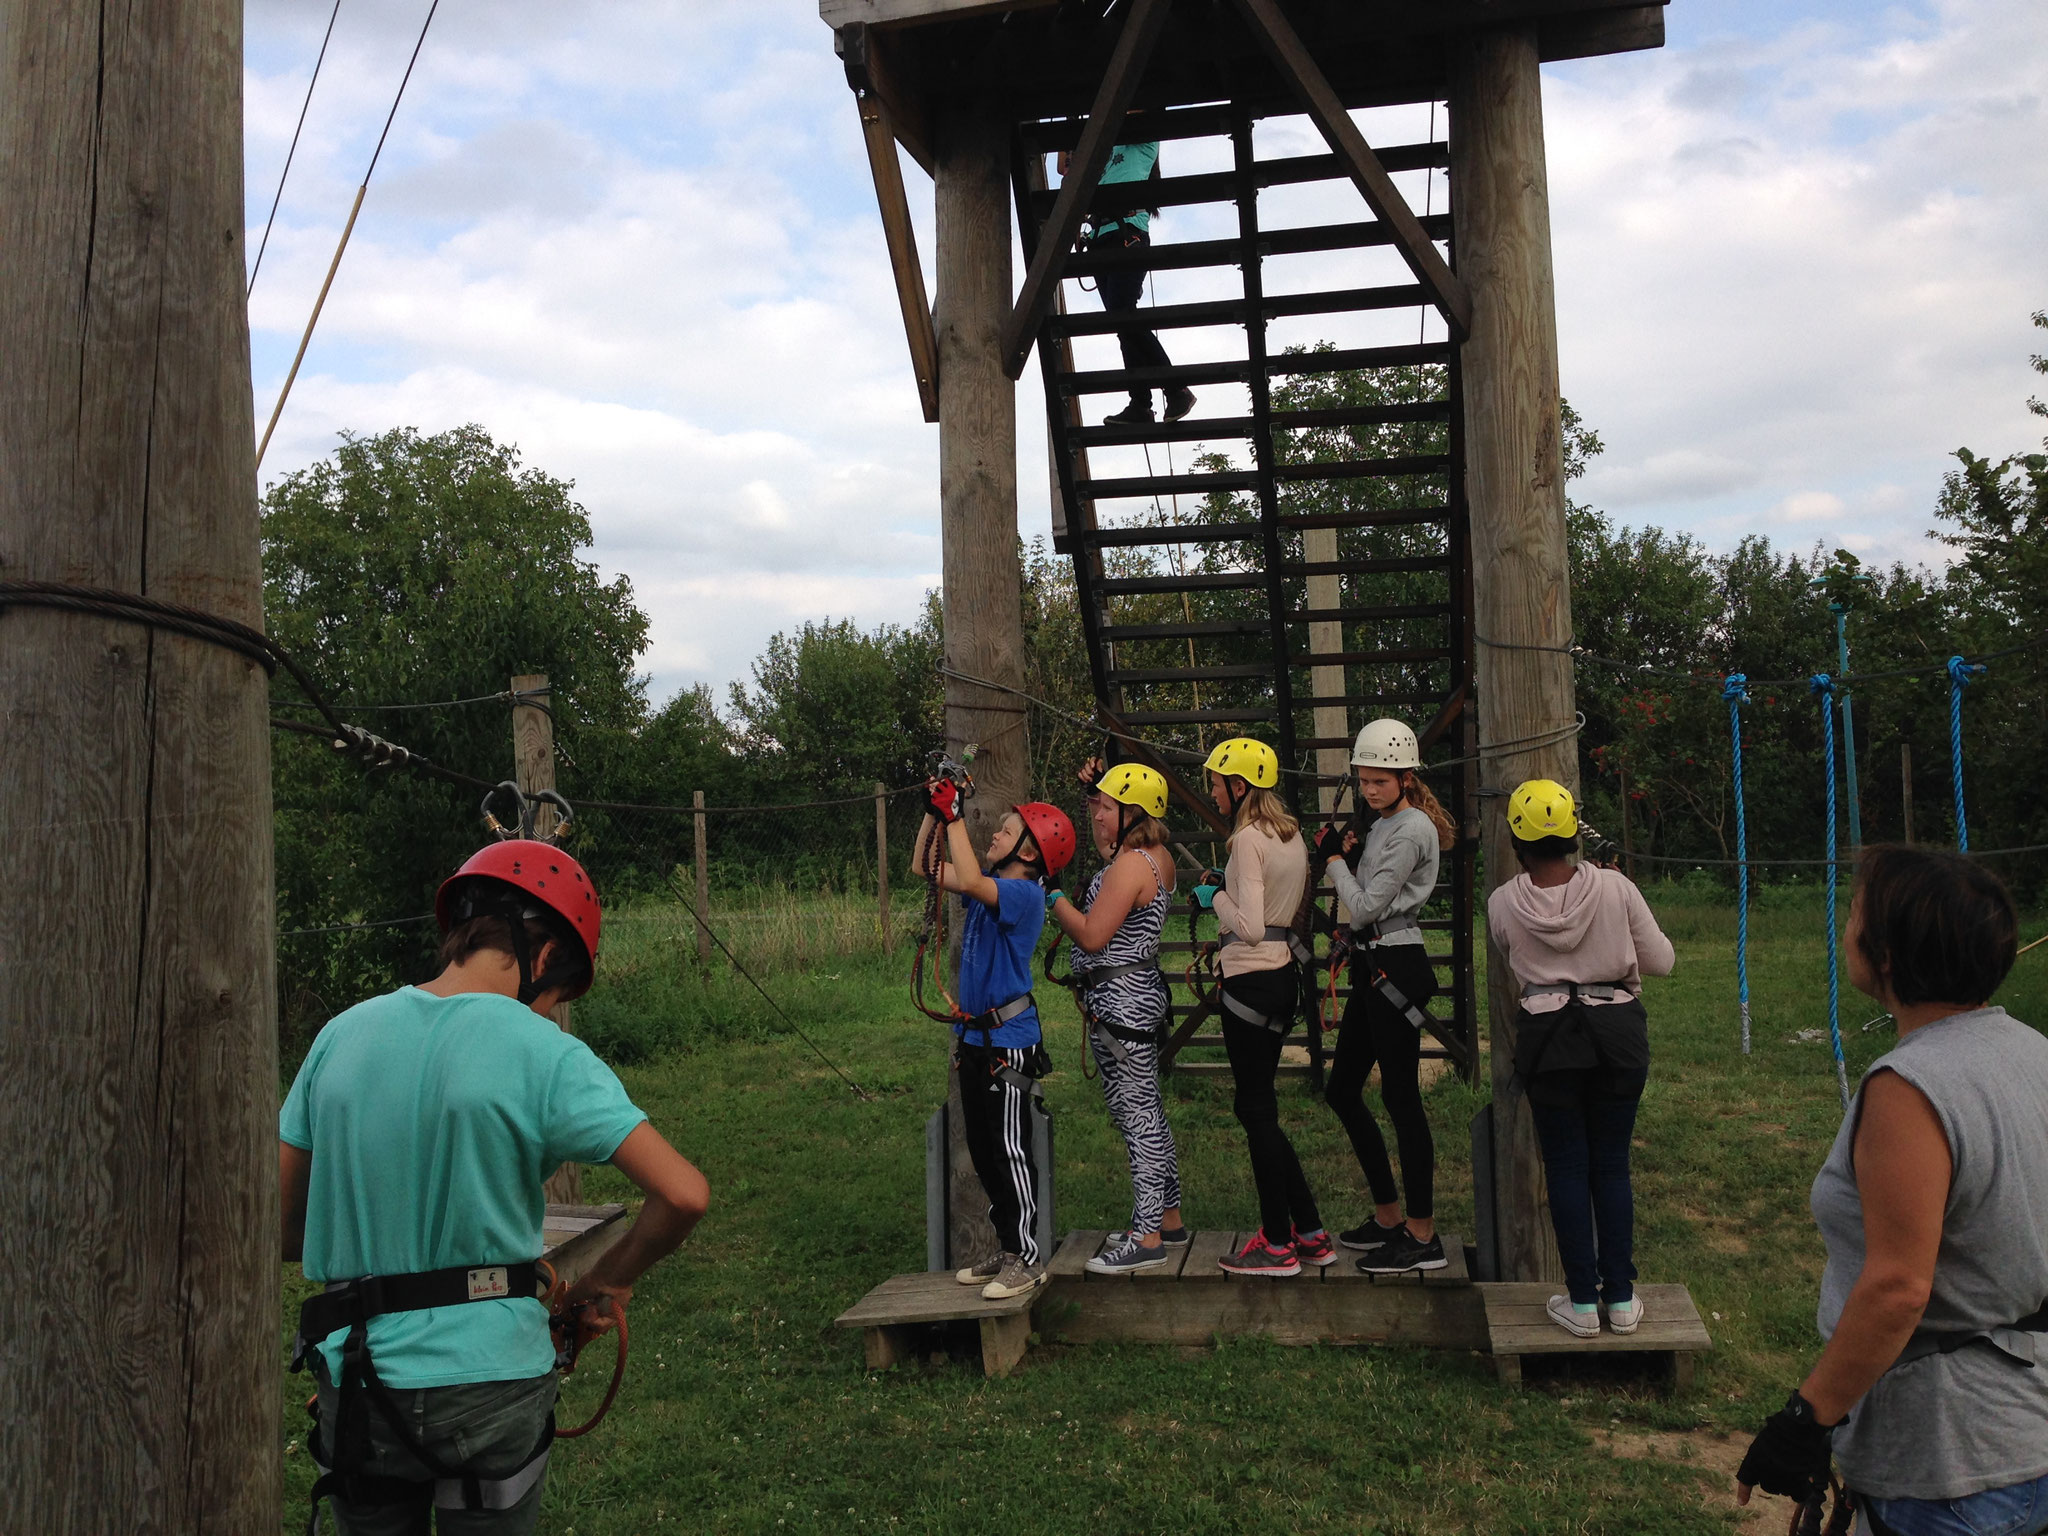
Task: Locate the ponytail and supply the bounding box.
[1403,772,1457,851]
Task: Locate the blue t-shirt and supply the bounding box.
[280,987,648,1388]
[1096,141,1159,238]
[954,875,1046,1048]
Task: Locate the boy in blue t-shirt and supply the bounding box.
[914,782,1075,1298]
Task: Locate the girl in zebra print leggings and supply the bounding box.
[1048,760,1186,1275]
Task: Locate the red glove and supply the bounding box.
[928,778,963,824]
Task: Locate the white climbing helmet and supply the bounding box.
[1351,718,1420,771]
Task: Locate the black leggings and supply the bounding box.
[1326,943,1437,1218]
[1220,966,1322,1241]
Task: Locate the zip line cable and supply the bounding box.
[1475,630,2048,691]
[257,0,442,469]
[247,0,345,298]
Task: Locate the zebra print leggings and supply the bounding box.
[1088,1027,1183,1236]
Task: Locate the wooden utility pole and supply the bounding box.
[876,783,894,951]
[0,2,280,1528]
[935,87,1025,1269]
[1452,24,1573,1285]
[511,674,580,1203]
[692,790,711,967]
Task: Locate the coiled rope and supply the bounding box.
[1947,655,1986,852]
[1723,674,1752,1056]
[1812,675,1851,1110]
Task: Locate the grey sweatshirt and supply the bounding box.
[1325,805,1438,944]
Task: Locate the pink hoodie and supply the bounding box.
[1487,864,1675,1013]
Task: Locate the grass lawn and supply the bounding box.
[280,886,2048,1534]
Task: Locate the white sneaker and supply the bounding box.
[1605,1295,1645,1334]
[955,1253,1003,1287]
[981,1256,1048,1300]
[1546,1294,1601,1338]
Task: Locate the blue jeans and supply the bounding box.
[1864,1472,2048,1536]
[1530,1086,1640,1307]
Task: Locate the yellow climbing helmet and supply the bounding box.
[1094,762,1169,820]
[1507,779,1579,842]
[1202,737,1279,789]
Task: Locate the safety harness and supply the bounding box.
[1521,981,1632,1004]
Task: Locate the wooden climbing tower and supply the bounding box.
[826,0,1668,1285]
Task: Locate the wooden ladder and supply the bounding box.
[1014,97,1477,1084]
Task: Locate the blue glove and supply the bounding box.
[1191,883,1219,911]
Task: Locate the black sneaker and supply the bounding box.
[1358,1227,1447,1274]
[1106,1225,1190,1247]
[1103,398,1154,426]
[1163,385,1196,422]
[1338,1219,1406,1252]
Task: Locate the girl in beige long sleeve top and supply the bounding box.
[1213,821,1308,977]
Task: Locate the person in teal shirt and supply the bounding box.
[281,839,708,1535]
[1071,139,1194,427]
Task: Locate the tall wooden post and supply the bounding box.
[876,783,894,951]
[935,88,1023,1268]
[0,2,280,1528]
[1452,25,1573,1285]
[510,674,582,1202]
[691,790,711,968]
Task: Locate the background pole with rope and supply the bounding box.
[1813,675,1852,1110]
[1948,654,1986,851]
[1724,673,1753,1055]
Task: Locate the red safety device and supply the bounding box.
[436,839,603,985]
[1014,801,1077,877]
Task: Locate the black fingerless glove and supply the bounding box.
[1736,1392,1837,1503]
[1313,822,1346,863]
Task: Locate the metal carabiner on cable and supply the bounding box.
[480,781,528,841]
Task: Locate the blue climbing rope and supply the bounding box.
[1724,674,1752,1055]
[1813,674,1851,1109]
[1948,655,1986,851]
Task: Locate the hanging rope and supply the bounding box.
[1813,674,1851,1110]
[1723,673,1752,1056]
[1947,655,1986,851]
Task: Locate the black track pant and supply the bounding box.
[1326,943,1438,1218]
[1220,966,1322,1241]
[955,1041,1042,1264]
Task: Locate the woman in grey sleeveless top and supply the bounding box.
[1737,846,2048,1535]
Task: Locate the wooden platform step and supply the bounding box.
[1482,1283,1713,1389]
[541,1203,629,1286]
[834,1269,1037,1377]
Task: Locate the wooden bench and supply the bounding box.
[835,1271,1038,1377]
[542,1202,630,1285]
[1482,1282,1712,1388]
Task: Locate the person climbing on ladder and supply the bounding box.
[280,836,710,1535]
[1194,737,1330,1276]
[1489,779,1674,1339]
[1063,138,1195,427]
[1047,758,1186,1274]
[916,777,1077,1300]
[1312,718,1459,1275]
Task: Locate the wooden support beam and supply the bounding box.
[836,23,932,172]
[1226,0,1472,340]
[1,0,280,1525]
[511,675,582,1205]
[1451,24,1574,1286]
[1000,0,1175,379]
[855,93,941,422]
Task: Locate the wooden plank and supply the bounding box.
[854,80,941,421]
[1062,1229,1112,1278]
[865,1324,915,1369]
[837,1270,1036,1328]
[1481,1283,1712,1356]
[1129,1239,1191,1282]
[999,0,1174,378]
[835,23,932,171]
[1182,1229,1239,1279]
[1046,1229,1098,1279]
[540,1202,630,1286]
[1042,1270,1490,1347]
[1225,0,1471,340]
[822,0,1053,28]
[1324,1232,1469,1287]
[980,1310,1033,1376]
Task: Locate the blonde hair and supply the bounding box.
[1119,813,1171,850]
[1402,772,1457,852]
[1234,785,1299,843]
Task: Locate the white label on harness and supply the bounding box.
[466,1266,510,1300]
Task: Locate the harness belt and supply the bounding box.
[1371,970,1433,1032]
[1075,953,1162,988]
[1359,918,1423,946]
[294,1261,555,1533]
[1891,1299,2048,1371]
[963,992,1035,1039]
[1522,981,1631,1004]
[1224,924,1311,964]
[1220,987,1291,1035]
[957,997,1047,1098]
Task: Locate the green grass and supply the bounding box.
[280,886,2048,1533]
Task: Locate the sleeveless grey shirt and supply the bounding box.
[1811,1006,2048,1500]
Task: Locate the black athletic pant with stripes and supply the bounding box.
[1327,942,1438,1218]
[954,1040,1042,1264]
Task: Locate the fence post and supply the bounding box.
[1618,765,1635,882]
[512,675,580,1203]
[692,790,711,968]
[876,783,893,952]
[1901,742,1914,845]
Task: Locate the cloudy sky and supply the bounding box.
[244,0,2048,705]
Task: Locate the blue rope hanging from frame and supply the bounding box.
[1948,655,1986,851]
[1812,674,1852,1110]
[1724,674,1752,1055]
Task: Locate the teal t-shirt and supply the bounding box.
[1096,141,1160,238]
[280,987,648,1388]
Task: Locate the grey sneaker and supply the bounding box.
[1086,1237,1171,1275]
[981,1255,1048,1300]
[1105,1225,1190,1248]
[1605,1295,1645,1334]
[955,1253,1003,1287]
[1547,1294,1601,1338]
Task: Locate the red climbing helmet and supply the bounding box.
[1014,802,1077,877]
[436,839,603,992]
